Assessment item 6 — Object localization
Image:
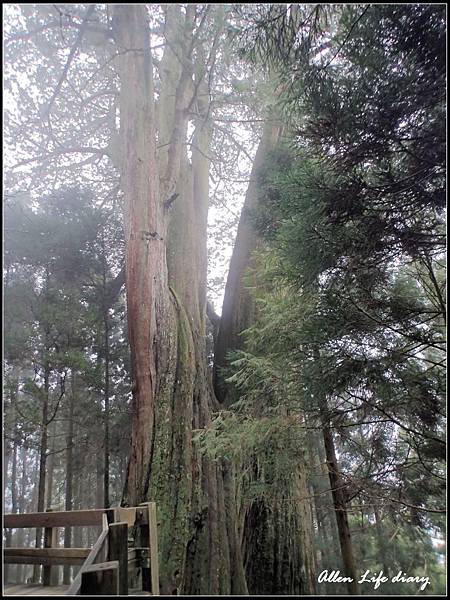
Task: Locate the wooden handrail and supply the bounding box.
[4,509,110,529]
[3,506,150,529]
[4,548,90,566]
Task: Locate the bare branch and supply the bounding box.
[44,4,96,118]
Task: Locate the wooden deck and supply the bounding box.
[3,504,159,596]
[4,584,152,596]
[4,584,69,595]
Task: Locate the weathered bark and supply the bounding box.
[242,460,317,595]
[114,4,165,508]
[114,6,246,594]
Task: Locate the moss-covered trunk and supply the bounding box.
[242,464,317,595]
[114,6,246,594]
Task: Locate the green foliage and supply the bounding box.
[211,3,446,590]
[4,185,130,509]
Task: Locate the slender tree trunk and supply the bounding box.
[308,433,331,575]
[374,504,390,577]
[3,425,12,510]
[316,434,341,568]
[320,411,358,595]
[70,448,84,580]
[32,359,50,583]
[103,313,110,508]
[5,407,18,583]
[63,373,75,584]
[101,242,111,509]
[95,445,104,509]
[309,430,343,578]
[16,445,28,583]
[46,417,60,587]
[46,420,57,510]
[94,333,105,510]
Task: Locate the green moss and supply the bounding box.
[146,286,197,592]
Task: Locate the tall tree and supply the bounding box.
[216,2,445,594]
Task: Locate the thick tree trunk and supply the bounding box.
[114,4,164,508]
[114,6,246,594]
[242,460,317,595]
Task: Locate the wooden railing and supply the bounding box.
[4,503,160,595]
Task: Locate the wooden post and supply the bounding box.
[108,522,128,595]
[43,509,59,586]
[139,502,159,595]
[148,502,159,596]
[80,560,119,595]
[138,503,150,593]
